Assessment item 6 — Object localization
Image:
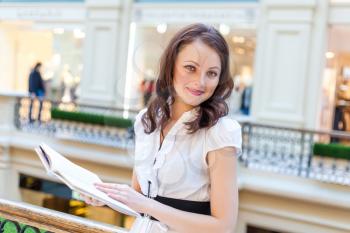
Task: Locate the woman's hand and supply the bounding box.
[94,182,152,214]
[78,193,105,207]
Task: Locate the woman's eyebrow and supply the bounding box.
[184,60,200,66]
[184,60,220,70]
[209,66,220,70]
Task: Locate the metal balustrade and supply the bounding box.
[240,122,350,185]
[13,96,350,186]
[14,97,137,149]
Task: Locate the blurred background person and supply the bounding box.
[139,78,155,106]
[28,62,46,123]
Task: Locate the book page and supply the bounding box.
[34,147,55,178]
[36,143,139,217]
[40,144,101,184]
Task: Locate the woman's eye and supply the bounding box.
[207,71,218,78]
[184,65,195,72]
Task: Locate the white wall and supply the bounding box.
[0,25,16,92]
[251,0,328,129]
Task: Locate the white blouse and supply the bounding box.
[133,107,242,202]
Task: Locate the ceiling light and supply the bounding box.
[232,36,245,43]
[219,24,230,36]
[74,29,85,39]
[325,51,335,59]
[156,23,167,34]
[53,28,64,34]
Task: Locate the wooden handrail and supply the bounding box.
[0,198,128,233]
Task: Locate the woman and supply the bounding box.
[83,23,242,233]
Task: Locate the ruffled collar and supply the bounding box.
[140,106,201,197]
[152,106,199,165]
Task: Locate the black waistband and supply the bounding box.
[143,195,211,221]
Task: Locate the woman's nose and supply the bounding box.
[195,73,206,88]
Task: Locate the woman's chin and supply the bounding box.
[183,99,203,107]
[176,94,206,107]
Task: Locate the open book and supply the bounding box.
[34,143,140,217]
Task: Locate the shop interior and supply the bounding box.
[0,20,256,116]
[127,23,256,115]
[0,20,84,102]
[320,25,350,136]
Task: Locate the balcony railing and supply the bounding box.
[240,122,350,185]
[14,96,138,148]
[0,198,127,233]
[13,96,350,187]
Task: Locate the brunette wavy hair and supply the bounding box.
[141,23,234,134]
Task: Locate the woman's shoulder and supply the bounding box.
[135,108,147,122]
[134,108,147,134]
[205,115,242,154]
[208,115,241,134]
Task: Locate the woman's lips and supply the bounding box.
[186,87,204,96]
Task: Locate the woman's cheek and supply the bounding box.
[207,80,219,94]
[174,68,188,84]
[179,71,191,84]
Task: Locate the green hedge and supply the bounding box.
[313,143,350,160]
[51,108,133,129]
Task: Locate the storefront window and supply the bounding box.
[320,25,350,133]
[0,20,84,102]
[125,22,256,115]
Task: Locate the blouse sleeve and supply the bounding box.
[205,116,242,157]
[133,108,147,137]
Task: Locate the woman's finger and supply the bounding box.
[96,186,120,194]
[91,199,105,206]
[95,183,129,190]
[78,193,84,200]
[86,197,104,206]
[108,192,127,203]
[85,197,92,205]
[95,184,128,193]
[79,193,99,205]
[79,193,89,202]
[94,182,116,188]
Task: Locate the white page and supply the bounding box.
[34,147,56,178]
[35,143,140,217]
[40,144,101,184]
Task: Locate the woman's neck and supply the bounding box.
[170,98,194,121]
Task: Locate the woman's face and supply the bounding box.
[173,39,221,107]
